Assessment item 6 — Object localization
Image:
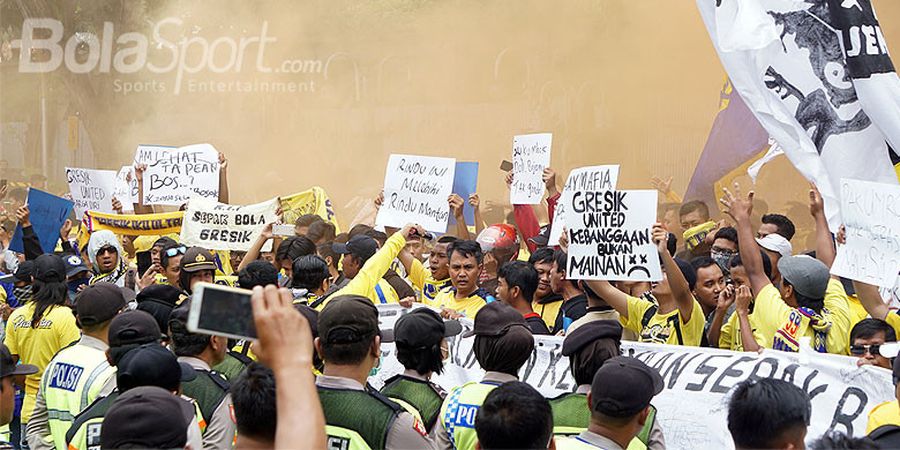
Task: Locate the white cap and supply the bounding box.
[756,234,793,258]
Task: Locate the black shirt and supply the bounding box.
[525,312,551,335]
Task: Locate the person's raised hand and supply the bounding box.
[400,223,427,241]
[836,224,847,245]
[134,163,147,181]
[15,205,30,228]
[717,284,735,312]
[251,285,314,371]
[735,285,752,316]
[651,176,674,195]
[704,219,726,245]
[374,191,384,208]
[218,152,228,171]
[468,193,480,209]
[505,171,514,189]
[261,222,275,240]
[139,264,161,289]
[720,182,754,223]
[558,226,569,251]
[651,222,669,254]
[398,296,414,308]
[448,194,464,218]
[543,167,559,195]
[111,197,124,214]
[808,184,825,218]
[440,307,463,320]
[59,219,73,240]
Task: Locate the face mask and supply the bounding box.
[13,285,33,303]
[368,353,383,378]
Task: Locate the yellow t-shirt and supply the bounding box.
[4,302,80,423]
[533,297,564,330]
[846,294,869,331]
[621,294,705,346]
[886,313,900,340]
[407,259,451,301]
[868,400,900,434]
[427,287,490,319]
[752,279,852,355]
[718,310,764,351]
[320,233,407,309]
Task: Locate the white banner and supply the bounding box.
[65,167,117,218]
[548,165,620,247]
[113,166,137,212]
[832,179,900,287]
[696,0,899,230]
[510,133,552,205]
[141,143,220,206]
[133,143,176,165]
[375,154,456,232]
[180,198,279,251]
[565,190,661,281]
[372,305,894,450]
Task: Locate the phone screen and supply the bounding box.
[195,285,257,339]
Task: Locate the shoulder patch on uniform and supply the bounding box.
[412,417,428,437]
[229,403,236,424]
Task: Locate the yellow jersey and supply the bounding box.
[718,310,764,351]
[620,294,705,346]
[533,295,564,330]
[752,279,851,355]
[427,287,493,319]
[868,400,900,434]
[4,303,80,423]
[320,233,407,309]
[407,259,451,302]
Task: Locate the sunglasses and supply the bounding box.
[850,344,882,357]
[165,246,187,257]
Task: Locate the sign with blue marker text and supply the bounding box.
[564,190,661,281]
[141,143,220,206]
[9,188,74,254]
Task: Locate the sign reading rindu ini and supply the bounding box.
[375,154,456,232]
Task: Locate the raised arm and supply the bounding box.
[507,172,542,252]
[449,194,471,240]
[469,193,485,235]
[735,285,761,352]
[809,185,836,269]
[854,279,889,321]
[655,223,695,322]
[585,279,630,320]
[721,185,770,296]
[18,206,44,259]
[132,164,154,214]
[217,152,229,204]
[238,223,274,273]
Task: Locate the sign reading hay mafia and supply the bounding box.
[375,154,456,232]
[509,133,552,205]
[564,190,662,281]
[180,198,279,251]
[547,165,620,247]
[65,167,118,218]
[370,305,894,450]
[832,179,900,287]
[140,143,220,206]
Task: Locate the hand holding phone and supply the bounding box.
[272,223,295,237]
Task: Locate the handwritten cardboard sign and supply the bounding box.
[113,165,137,212]
[565,190,661,281]
[133,144,176,165]
[65,167,118,218]
[510,133,552,204]
[547,165,620,247]
[375,154,456,232]
[832,179,900,287]
[141,143,220,206]
[181,198,279,251]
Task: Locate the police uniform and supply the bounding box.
[178,356,236,450]
[317,375,436,450]
[556,430,644,450]
[381,371,447,430]
[432,371,517,450]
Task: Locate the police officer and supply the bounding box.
[1,344,38,448]
[315,295,436,450]
[556,357,664,450]
[169,302,236,450]
[551,321,665,449]
[380,308,462,432]
[433,302,535,450]
[26,283,125,450]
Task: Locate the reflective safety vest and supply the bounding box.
[41,343,115,450]
[549,392,655,449]
[439,381,501,450]
[66,391,205,450]
[555,435,647,450]
[380,375,446,432]
[318,386,401,450]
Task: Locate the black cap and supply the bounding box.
[62,254,89,278]
[528,225,552,247]
[464,302,528,338]
[562,321,623,357]
[100,386,194,449]
[1,343,38,379]
[136,284,182,307]
[32,254,66,283]
[109,310,164,348]
[180,247,217,273]
[116,343,196,392]
[386,308,462,348]
[75,283,126,327]
[870,425,900,449]
[333,235,378,262]
[319,295,390,344]
[14,260,34,282]
[591,356,663,418]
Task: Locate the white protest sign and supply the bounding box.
[375,154,456,232]
[142,143,220,206]
[510,133,552,204]
[832,179,900,287]
[565,190,661,281]
[547,165,620,247]
[133,144,176,165]
[113,166,136,212]
[65,167,118,218]
[180,197,279,251]
[371,305,894,450]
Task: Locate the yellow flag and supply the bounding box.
[279,186,340,232]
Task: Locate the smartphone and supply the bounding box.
[499,160,514,172]
[188,282,257,340]
[272,223,295,237]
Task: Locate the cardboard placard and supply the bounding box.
[180,198,280,251]
[510,133,552,204]
[65,167,118,218]
[141,143,220,206]
[375,154,456,232]
[9,188,73,254]
[832,178,900,286]
[547,165,620,247]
